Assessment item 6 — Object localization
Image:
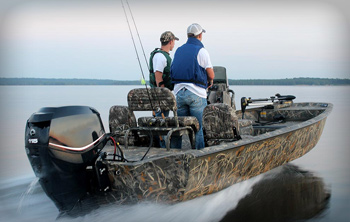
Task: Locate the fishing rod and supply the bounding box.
[121,0,154,111]
[126,0,150,70]
[121,0,165,147]
[124,0,165,118]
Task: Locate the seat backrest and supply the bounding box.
[203,103,239,140]
[127,87,180,127]
[109,105,137,132]
[213,66,228,87]
[127,88,177,112]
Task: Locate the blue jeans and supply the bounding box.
[174,88,207,149]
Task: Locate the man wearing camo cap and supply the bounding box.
[149,31,179,90]
[149,31,179,147]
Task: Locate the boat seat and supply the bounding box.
[109,105,137,145]
[125,88,196,150]
[138,116,199,132]
[238,119,254,136]
[202,103,241,146]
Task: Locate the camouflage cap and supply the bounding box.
[160,31,179,43]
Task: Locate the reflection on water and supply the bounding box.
[220,164,330,222]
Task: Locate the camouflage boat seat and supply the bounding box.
[238,119,254,136]
[203,103,241,146]
[109,105,137,145]
[138,116,199,132]
[125,88,196,150]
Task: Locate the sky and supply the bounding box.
[0,0,349,80]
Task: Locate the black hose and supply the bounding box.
[140,129,153,161]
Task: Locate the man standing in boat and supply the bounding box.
[149,31,179,147]
[149,31,178,91]
[171,23,215,149]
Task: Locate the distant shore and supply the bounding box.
[1,77,349,86]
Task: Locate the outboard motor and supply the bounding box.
[25,106,108,212]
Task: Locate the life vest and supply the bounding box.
[171,38,207,88]
[149,48,173,90]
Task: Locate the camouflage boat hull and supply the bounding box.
[97,102,332,204]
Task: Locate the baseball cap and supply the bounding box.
[160,31,179,43]
[187,23,206,36]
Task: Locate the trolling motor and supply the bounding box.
[241,94,295,119]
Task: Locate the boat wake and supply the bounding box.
[17,177,39,214]
[1,164,329,222]
[58,175,263,222]
[0,174,263,222]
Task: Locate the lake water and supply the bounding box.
[0,85,349,222]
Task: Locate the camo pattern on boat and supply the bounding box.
[104,154,192,203]
[99,102,331,203]
[109,106,137,144]
[182,118,327,200]
[238,119,254,135]
[138,116,200,132]
[102,117,327,203]
[109,106,137,132]
[203,103,239,139]
[128,88,177,112]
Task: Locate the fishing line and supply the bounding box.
[121,0,165,148]
[124,0,165,116]
[126,0,149,70]
[121,0,154,111]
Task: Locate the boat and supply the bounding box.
[24,66,332,213]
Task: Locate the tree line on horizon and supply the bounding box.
[228,77,350,85]
[0,77,349,85]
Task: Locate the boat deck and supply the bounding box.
[102,121,302,162]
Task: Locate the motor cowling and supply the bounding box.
[25,106,107,212]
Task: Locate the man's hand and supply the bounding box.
[207,80,213,89]
[206,67,215,89]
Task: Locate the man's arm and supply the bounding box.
[197,48,215,88]
[153,53,167,87]
[206,67,215,88]
[155,71,164,87]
